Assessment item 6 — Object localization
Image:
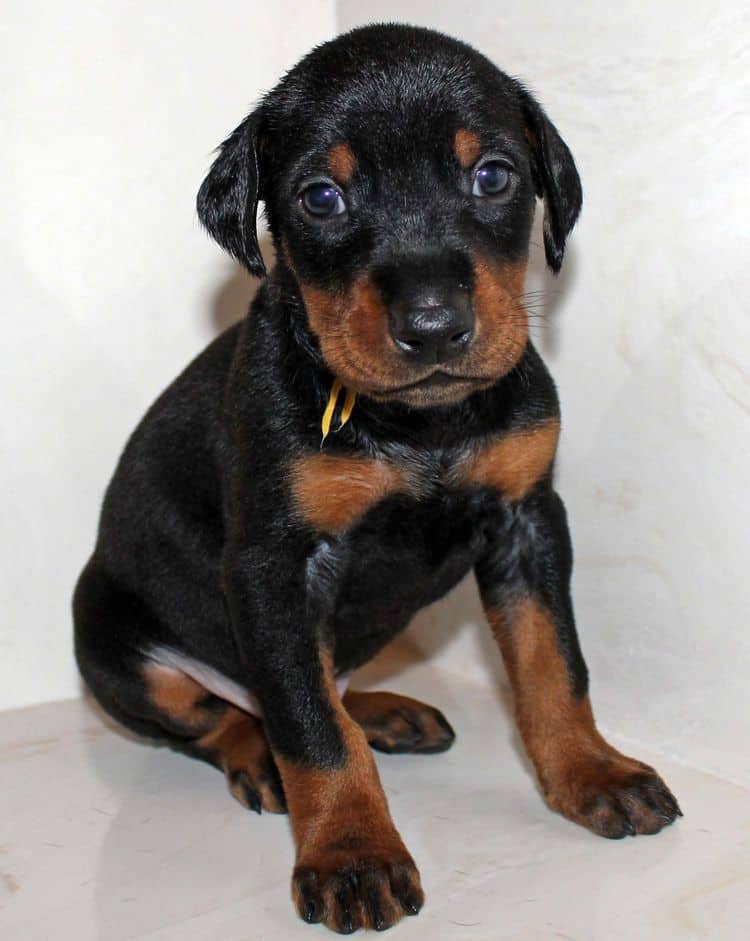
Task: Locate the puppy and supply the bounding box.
[74,23,681,934]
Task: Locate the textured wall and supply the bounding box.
[337,1,750,785]
[0,1,336,709]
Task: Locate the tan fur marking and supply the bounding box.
[488,598,666,834]
[454,128,482,168]
[488,598,598,780]
[196,707,285,811]
[291,453,410,533]
[471,256,529,376]
[299,275,392,392]
[327,143,357,184]
[142,662,210,730]
[197,707,261,772]
[460,418,560,501]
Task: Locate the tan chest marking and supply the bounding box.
[458,419,560,501]
[290,453,411,534]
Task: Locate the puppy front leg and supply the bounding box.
[223,542,423,934]
[475,489,682,838]
[279,654,423,933]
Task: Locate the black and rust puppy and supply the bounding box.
[74,23,681,934]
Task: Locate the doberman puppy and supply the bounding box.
[74,23,681,934]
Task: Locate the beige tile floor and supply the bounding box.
[2,650,748,941]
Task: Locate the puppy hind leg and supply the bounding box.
[74,562,285,812]
[193,704,287,814]
[139,659,287,814]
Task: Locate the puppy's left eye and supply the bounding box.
[300,182,347,218]
[472,161,511,197]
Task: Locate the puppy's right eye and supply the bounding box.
[300,182,347,218]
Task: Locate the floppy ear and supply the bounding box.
[520,90,582,274]
[196,108,266,278]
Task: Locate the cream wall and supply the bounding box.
[0,1,336,710]
[3,2,748,788]
[339,1,750,785]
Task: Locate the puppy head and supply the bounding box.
[198,24,582,407]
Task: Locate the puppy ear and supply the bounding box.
[196,108,266,278]
[520,90,582,273]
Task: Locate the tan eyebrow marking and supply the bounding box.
[454,128,482,168]
[327,143,358,184]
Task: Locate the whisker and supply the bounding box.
[512,290,562,302]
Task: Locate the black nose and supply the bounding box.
[389,302,474,365]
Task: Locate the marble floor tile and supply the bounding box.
[1,652,748,940]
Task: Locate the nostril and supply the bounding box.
[449,329,473,346]
[395,336,424,355]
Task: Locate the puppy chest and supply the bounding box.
[340,494,483,599]
[289,417,559,536]
[330,496,485,667]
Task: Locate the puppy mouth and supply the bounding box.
[367,370,491,403]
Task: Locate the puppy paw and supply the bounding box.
[544,750,682,839]
[344,690,455,754]
[293,850,423,933]
[211,718,287,813]
[226,760,287,814]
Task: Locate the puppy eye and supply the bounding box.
[300,182,347,218]
[472,160,511,197]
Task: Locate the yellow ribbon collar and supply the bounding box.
[321,378,357,446]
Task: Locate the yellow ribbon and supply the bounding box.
[321,378,357,445]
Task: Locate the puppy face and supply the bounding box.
[198,25,582,408]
